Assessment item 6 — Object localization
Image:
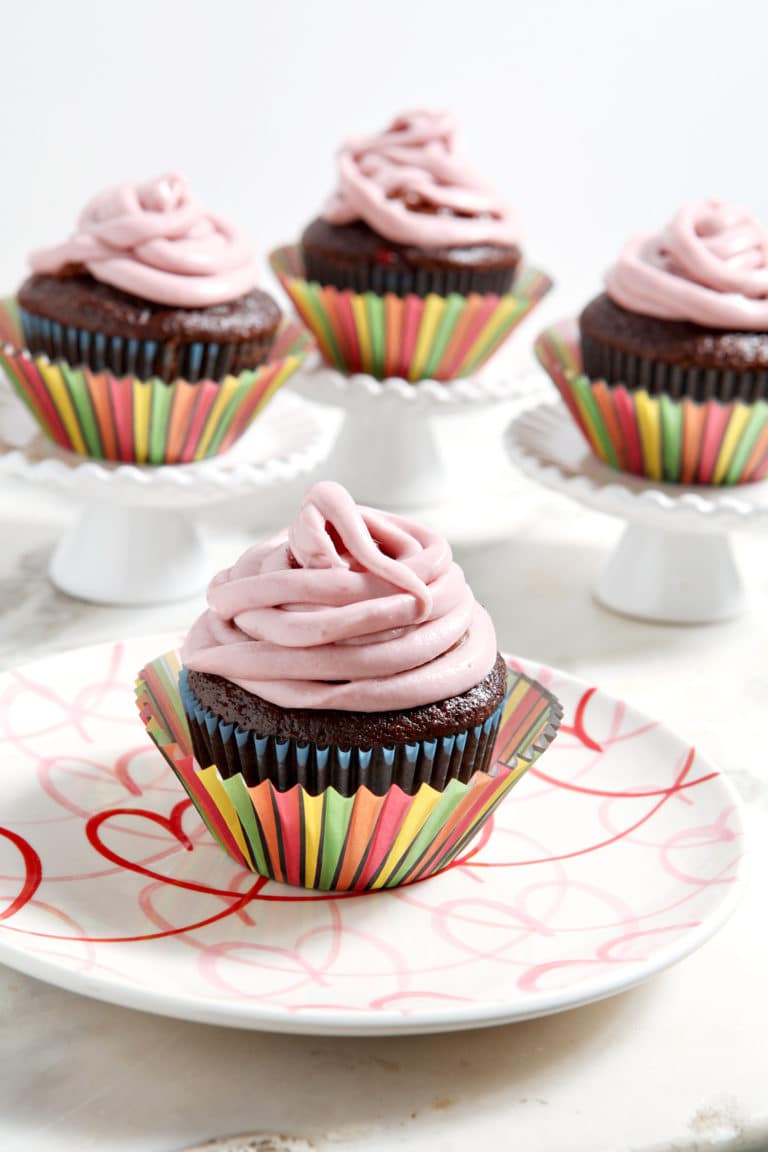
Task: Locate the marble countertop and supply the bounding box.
[0,403,767,1152]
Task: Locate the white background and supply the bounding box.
[3,0,767,322]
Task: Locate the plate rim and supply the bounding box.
[0,633,748,1036]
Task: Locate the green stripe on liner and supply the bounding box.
[726,401,768,484]
[303,282,345,370]
[318,789,356,891]
[463,302,527,374]
[549,326,579,377]
[365,293,385,377]
[154,658,189,734]
[439,782,516,870]
[385,779,469,888]
[142,688,174,748]
[422,294,466,379]
[660,394,683,482]
[149,378,174,464]
[61,361,103,457]
[1,296,21,343]
[204,372,256,456]
[571,375,620,469]
[221,774,267,874]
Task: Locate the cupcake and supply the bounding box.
[271,111,551,381]
[0,174,312,462]
[301,109,521,297]
[537,201,768,484]
[136,481,561,890]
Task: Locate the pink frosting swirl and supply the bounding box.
[182,481,497,711]
[29,173,259,308]
[322,110,520,248]
[605,200,768,329]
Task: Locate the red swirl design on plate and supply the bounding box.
[0,641,743,1018]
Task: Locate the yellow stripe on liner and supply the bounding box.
[199,764,251,862]
[713,404,751,485]
[132,380,152,464]
[194,374,241,460]
[301,791,325,888]
[373,785,442,889]
[462,296,520,369]
[351,296,373,371]
[635,391,662,480]
[410,296,445,380]
[38,362,87,455]
[501,676,530,720]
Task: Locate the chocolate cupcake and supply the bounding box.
[18,174,280,383]
[18,276,279,385]
[580,201,768,402]
[137,481,562,890]
[536,201,768,484]
[181,481,508,797]
[300,108,521,298]
[271,111,551,380]
[0,174,312,463]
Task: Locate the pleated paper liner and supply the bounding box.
[536,318,768,485]
[270,245,552,382]
[179,668,504,796]
[0,298,314,464]
[19,308,277,384]
[136,652,562,892]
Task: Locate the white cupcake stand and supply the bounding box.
[290,363,545,509]
[0,389,336,605]
[506,401,768,624]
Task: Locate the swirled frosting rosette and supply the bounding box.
[29,172,259,308]
[537,202,768,486]
[605,200,768,329]
[183,480,497,711]
[322,109,520,251]
[136,482,562,890]
[271,110,551,381]
[4,175,312,463]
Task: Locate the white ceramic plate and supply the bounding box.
[0,635,744,1035]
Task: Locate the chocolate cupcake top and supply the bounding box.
[605,200,768,330]
[29,173,259,308]
[183,481,497,712]
[321,110,519,249]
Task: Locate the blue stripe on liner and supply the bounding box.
[51,321,63,358]
[187,343,203,380]
[203,342,220,380]
[178,666,506,796]
[142,340,157,379]
[93,332,107,370]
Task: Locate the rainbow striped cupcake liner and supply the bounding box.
[0,298,314,463]
[136,652,562,892]
[179,668,504,797]
[536,319,768,485]
[19,308,275,384]
[270,245,551,382]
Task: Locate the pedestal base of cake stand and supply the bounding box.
[0,390,335,606]
[291,366,544,509]
[593,524,745,624]
[506,400,768,625]
[49,504,208,605]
